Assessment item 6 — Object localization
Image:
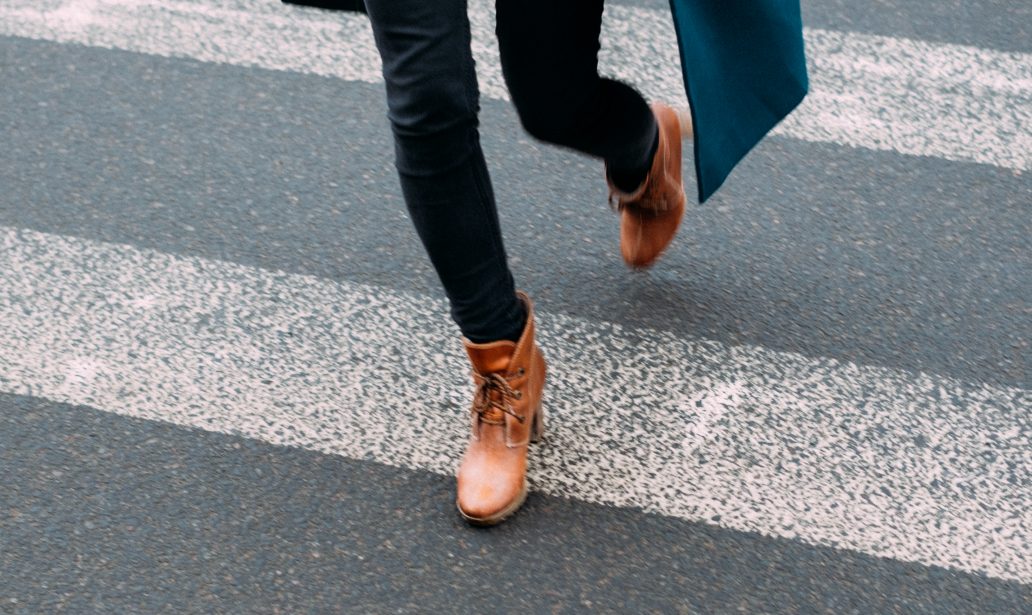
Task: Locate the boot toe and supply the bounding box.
[456,480,527,523]
[620,203,685,268]
[456,453,528,523]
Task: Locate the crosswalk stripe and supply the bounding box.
[0,225,1027,583]
[1,0,1029,172]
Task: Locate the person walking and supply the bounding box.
[359,0,806,525]
[364,0,683,526]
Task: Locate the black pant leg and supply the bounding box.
[495,0,657,175]
[365,0,525,342]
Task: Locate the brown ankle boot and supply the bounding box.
[456,291,547,526]
[607,102,688,269]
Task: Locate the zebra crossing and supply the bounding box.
[0,0,1029,609]
[2,0,1030,170]
[1,223,1029,582]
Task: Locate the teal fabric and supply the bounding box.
[668,0,809,202]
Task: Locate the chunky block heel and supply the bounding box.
[675,106,694,139]
[531,403,545,443]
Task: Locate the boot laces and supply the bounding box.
[607,177,671,214]
[472,372,525,423]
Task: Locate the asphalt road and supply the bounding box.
[0,0,1029,612]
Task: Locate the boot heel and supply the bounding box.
[675,106,694,139]
[530,403,545,443]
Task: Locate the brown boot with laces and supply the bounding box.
[607,102,689,269]
[456,291,546,526]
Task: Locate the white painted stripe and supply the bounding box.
[1,0,1030,171]
[0,226,1028,582]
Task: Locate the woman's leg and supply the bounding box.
[365,0,525,343]
[494,0,658,193]
[495,0,687,268]
[365,0,547,527]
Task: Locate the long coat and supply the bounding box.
[282,0,808,202]
[669,0,808,201]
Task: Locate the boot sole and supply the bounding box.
[456,480,529,527]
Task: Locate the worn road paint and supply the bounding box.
[0,226,1028,582]
[0,0,1029,171]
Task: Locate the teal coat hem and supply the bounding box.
[668,0,809,202]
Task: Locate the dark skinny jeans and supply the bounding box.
[365,0,658,342]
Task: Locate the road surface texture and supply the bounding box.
[0,0,1029,612]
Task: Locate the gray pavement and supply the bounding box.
[0,0,1030,611]
[3,393,1030,613]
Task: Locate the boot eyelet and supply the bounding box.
[513,390,522,399]
[516,368,525,376]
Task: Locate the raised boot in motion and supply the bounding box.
[607,102,689,269]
